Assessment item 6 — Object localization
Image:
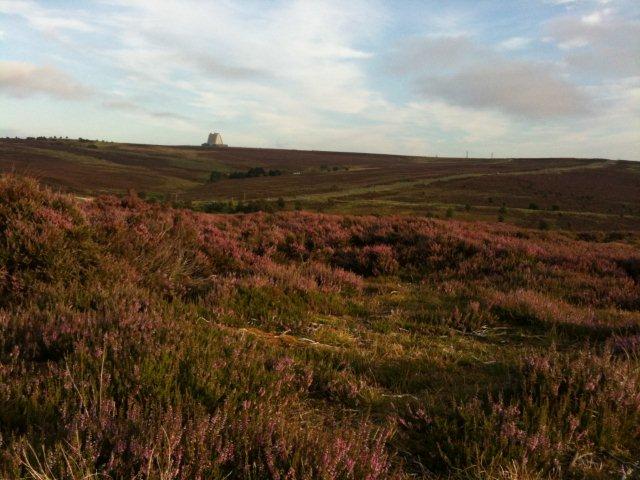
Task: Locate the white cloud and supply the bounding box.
[0,0,637,158]
[498,37,532,50]
[581,11,603,24]
[0,61,92,99]
[0,0,94,33]
[96,0,381,115]
[558,38,590,49]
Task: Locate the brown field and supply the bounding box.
[1,137,638,231]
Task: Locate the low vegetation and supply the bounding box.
[1,175,639,479]
[320,164,350,172]
[199,197,287,214]
[210,167,284,182]
[4,138,638,231]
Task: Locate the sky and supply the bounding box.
[0,0,639,159]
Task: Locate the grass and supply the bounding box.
[1,174,639,479]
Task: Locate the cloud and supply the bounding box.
[97,0,381,115]
[387,36,482,73]
[0,0,94,34]
[545,0,613,7]
[102,99,190,122]
[581,11,604,24]
[498,37,532,51]
[547,11,640,77]
[421,61,591,118]
[1,0,637,158]
[0,61,92,99]
[387,35,591,118]
[3,0,388,146]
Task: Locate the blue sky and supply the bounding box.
[0,0,638,159]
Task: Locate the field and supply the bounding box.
[1,174,639,479]
[1,139,640,478]
[2,138,639,231]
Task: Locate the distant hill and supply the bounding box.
[1,137,639,231]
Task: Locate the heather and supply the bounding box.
[1,175,639,479]
[5,139,640,232]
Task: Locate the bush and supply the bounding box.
[334,244,399,277]
[228,167,284,179]
[209,171,226,182]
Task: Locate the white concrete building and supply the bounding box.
[206,132,227,147]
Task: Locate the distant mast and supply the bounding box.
[206,132,227,147]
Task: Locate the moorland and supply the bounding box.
[0,138,639,479]
[2,137,640,231]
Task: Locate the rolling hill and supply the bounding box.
[2,137,639,231]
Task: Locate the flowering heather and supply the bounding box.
[0,175,639,479]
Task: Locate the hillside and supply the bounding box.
[1,175,639,479]
[2,138,639,231]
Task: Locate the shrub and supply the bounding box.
[1,175,639,479]
[355,245,399,276]
[400,347,640,477]
[209,171,226,182]
[228,167,279,179]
